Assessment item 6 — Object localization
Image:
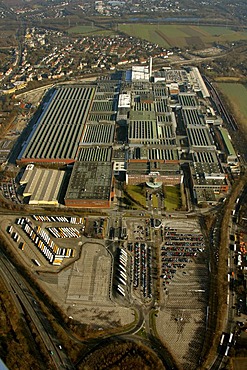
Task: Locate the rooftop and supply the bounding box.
[21,166,65,205]
[65,162,112,201]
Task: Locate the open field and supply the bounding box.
[164,185,181,210]
[152,195,159,208]
[67,25,115,36]
[118,24,247,49]
[216,83,247,128]
[125,185,146,207]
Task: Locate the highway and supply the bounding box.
[0,251,75,370]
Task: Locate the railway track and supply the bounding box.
[203,76,238,131]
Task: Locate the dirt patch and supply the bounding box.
[185,36,205,49]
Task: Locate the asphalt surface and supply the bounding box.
[0,251,75,370]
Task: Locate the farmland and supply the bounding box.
[216,83,247,128]
[118,24,247,49]
[68,25,116,37]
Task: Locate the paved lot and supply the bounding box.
[1,216,135,329]
[66,243,111,303]
[38,240,135,328]
[157,218,208,370]
[1,214,209,360]
[66,305,135,328]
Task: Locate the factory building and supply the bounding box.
[65,162,113,208]
[18,86,96,164]
[20,164,65,205]
[126,160,181,186]
[14,66,239,208]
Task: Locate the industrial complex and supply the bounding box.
[1,62,245,370]
[15,65,239,208]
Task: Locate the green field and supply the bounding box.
[68,25,116,36]
[67,23,247,49]
[217,83,247,125]
[118,24,247,49]
[125,185,146,208]
[152,194,159,208]
[164,185,181,211]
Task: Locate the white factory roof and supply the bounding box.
[131,66,149,81]
[118,92,131,108]
[21,166,65,205]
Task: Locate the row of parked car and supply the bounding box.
[132,242,152,299]
[161,229,205,286]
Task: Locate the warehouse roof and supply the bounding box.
[153,84,168,99]
[21,165,65,205]
[128,120,158,144]
[127,160,180,175]
[187,125,214,148]
[65,162,112,201]
[130,147,179,161]
[188,67,210,98]
[181,108,205,126]
[77,147,112,162]
[178,93,197,107]
[88,113,116,121]
[218,127,236,157]
[160,69,189,84]
[19,86,95,162]
[80,122,115,144]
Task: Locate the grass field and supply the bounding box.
[125,185,146,208]
[164,185,181,210]
[118,24,247,49]
[68,25,116,36]
[216,83,247,126]
[152,195,159,208]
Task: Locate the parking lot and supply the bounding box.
[156,219,208,370]
[130,242,152,300]
[160,228,205,287]
[1,212,209,364]
[1,179,22,204]
[66,242,111,303]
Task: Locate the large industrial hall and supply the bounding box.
[17,65,234,208]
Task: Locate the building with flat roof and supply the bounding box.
[131,66,150,81]
[77,147,112,162]
[80,122,115,145]
[187,125,215,151]
[14,66,239,208]
[65,162,113,208]
[218,127,238,164]
[18,86,96,164]
[126,160,181,185]
[189,149,228,204]
[20,165,65,205]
